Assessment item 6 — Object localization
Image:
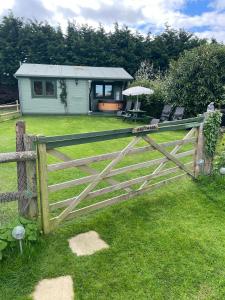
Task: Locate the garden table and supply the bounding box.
[127,109,147,122]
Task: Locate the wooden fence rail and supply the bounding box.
[0,151,36,163]
[37,116,203,149]
[0,121,38,220]
[0,100,20,123]
[35,116,205,234]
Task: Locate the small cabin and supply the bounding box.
[14,63,133,115]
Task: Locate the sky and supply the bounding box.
[0,0,225,42]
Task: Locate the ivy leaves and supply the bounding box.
[59,79,67,108]
[203,111,222,158]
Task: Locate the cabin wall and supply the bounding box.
[18,78,89,114]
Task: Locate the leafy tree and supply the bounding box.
[145,26,206,72]
[164,44,225,116]
[0,13,24,86]
[0,13,209,103]
[134,60,156,80]
[108,23,146,74]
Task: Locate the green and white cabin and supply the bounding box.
[14,63,133,115]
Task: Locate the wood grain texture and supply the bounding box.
[47,149,131,192]
[140,128,196,189]
[143,135,195,179]
[47,138,196,172]
[24,134,38,219]
[48,150,194,192]
[50,174,186,221]
[37,143,51,234]
[52,137,141,228]
[50,162,192,211]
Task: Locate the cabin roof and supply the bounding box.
[14,63,133,80]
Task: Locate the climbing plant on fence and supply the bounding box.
[59,79,67,108]
[203,110,222,158]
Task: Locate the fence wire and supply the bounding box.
[0,161,27,227]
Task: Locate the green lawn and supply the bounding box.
[1,116,225,299]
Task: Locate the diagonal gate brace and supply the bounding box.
[52,136,141,227]
[142,135,195,179]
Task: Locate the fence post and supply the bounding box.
[24,134,38,219]
[16,100,19,112]
[202,112,215,175]
[37,142,50,234]
[194,123,204,177]
[16,120,27,216]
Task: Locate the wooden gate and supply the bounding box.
[36,117,204,234]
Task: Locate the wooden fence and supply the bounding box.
[0,121,38,219]
[36,116,206,234]
[0,101,20,123]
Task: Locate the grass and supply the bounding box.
[1,115,225,299]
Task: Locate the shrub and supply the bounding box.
[164,44,225,116]
[129,78,165,118]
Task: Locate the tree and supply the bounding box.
[0,13,211,103]
[145,26,206,72]
[164,44,225,116]
[0,13,24,86]
[134,60,156,80]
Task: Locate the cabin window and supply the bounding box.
[105,85,113,97]
[32,79,57,98]
[33,81,43,96]
[94,83,113,98]
[46,80,55,96]
[95,85,104,97]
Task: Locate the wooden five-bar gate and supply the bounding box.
[36,116,206,234]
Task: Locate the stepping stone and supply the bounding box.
[32,275,74,300]
[68,230,109,256]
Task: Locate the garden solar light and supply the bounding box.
[197,159,204,173]
[219,167,225,175]
[12,225,25,254]
[197,159,204,165]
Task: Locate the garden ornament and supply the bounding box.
[12,225,25,254]
[219,167,225,175]
[207,102,215,112]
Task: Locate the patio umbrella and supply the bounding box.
[122,86,154,110]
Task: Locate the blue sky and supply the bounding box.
[0,0,225,42]
[182,0,212,16]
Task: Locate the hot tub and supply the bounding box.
[98,100,123,112]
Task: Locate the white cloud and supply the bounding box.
[210,0,225,10]
[1,0,225,42]
[195,29,225,41]
[0,0,14,14]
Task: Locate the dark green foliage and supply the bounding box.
[0,217,38,260]
[145,26,206,72]
[130,78,165,117]
[0,13,205,103]
[213,138,225,174]
[203,111,222,158]
[164,44,225,116]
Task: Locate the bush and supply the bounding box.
[0,217,38,260]
[164,44,225,116]
[129,78,165,118]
